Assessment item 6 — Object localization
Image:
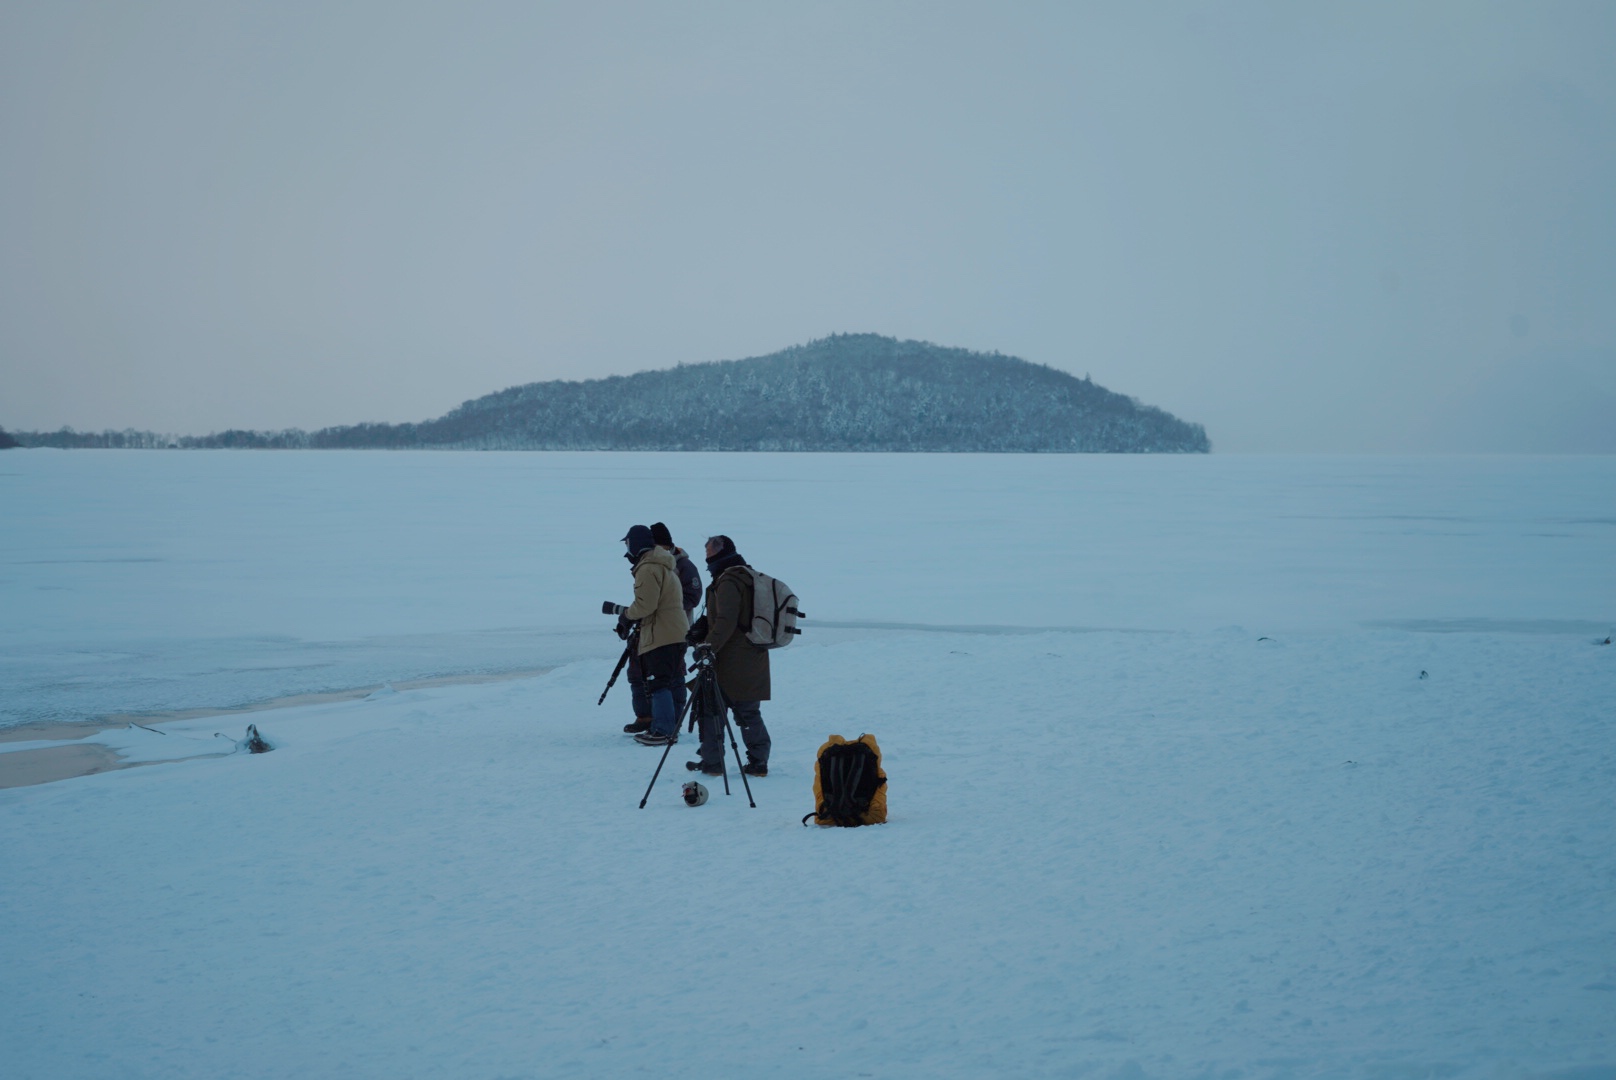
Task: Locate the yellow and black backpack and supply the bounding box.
[802,734,887,827]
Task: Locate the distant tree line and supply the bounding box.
[6,334,1211,453]
[4,427,309,449]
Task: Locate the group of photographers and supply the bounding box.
[604,523,770,778]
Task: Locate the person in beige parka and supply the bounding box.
[604,525,690,745]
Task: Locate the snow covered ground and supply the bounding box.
[2,450,1613,1078]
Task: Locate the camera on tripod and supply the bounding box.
[636,637,757,809]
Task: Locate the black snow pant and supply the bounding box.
[698,699,769,769]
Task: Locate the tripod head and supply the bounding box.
[685,645,725,733]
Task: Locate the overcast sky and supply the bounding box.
[2,1,1613,451]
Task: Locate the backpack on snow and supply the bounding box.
[744,569,804,650]
[802,734,887,827]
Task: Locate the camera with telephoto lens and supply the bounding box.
[602,601,625,616]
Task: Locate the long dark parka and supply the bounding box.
[703,563,770,703]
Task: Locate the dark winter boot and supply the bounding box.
[686,760,724,776]
[623,716,652,734]
[742,762,768,778]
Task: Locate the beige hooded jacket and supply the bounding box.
[622,546,690,654]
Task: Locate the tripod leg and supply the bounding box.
[598,629,639,707]
[638,691,697,809]
[699,703,730,797]
[597,642,631,706]
[638,738,677,809]
[723,711,756,808]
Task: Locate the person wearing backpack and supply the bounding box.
[684,534,771,777]
[603,525,690,747]
[650,522,703,620]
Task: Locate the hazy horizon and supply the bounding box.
[3,2,1614,452]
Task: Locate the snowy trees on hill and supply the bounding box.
[383,335,1211,452]
[8,335,1211,453]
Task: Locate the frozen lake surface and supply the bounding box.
[2,451,1610,729]
[2,450,1613,1078]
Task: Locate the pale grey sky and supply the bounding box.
[2,1,1612,451]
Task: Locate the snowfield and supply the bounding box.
[2,450,1613,1079]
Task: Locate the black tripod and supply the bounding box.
[639,647,756,809]
[597,625,640,706]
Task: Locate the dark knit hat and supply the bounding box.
[621,525,655,558]
[705,534,736,560]
[650,522,674,548]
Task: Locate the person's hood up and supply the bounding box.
[622,524,655,558]
[706,550,748,578]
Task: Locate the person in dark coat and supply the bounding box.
[620,616,652,734]
[685,534,770,777]
[650,522,702,620]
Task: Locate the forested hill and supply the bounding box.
[12,335,1211,453]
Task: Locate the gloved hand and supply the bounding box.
[602,601,625,616]
[614,615,633,641]
[685,615,709,646]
